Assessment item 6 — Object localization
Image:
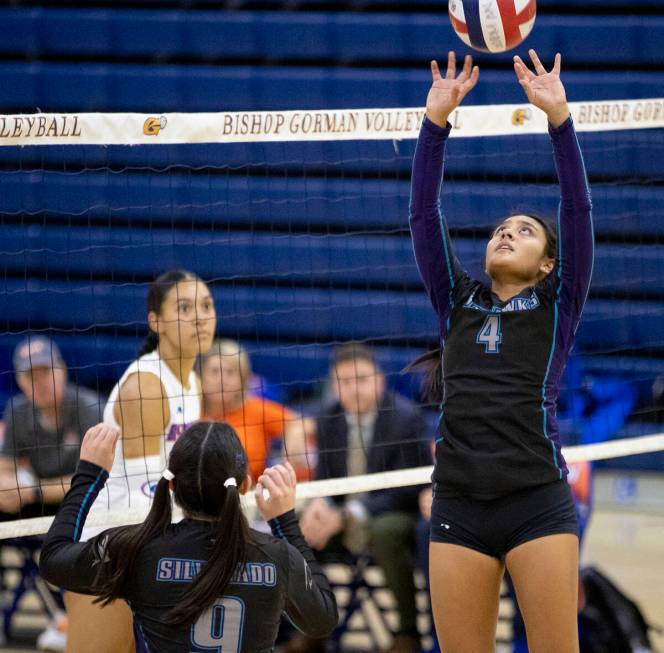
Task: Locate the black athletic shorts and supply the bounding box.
[430,479,578,559]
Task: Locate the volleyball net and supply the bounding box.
[1,97,663,538]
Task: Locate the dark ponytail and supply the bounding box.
[92,421,250,626]
[403,348,444,404]
[93,476,173,606]
[406,212,557,403]
[138,269,201,356]
[138,331,160,357]
[164,423,250,625]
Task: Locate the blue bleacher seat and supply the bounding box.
[1,278,663,356]
[2,225,664,296]
[1,173,664,236]
[1,9,662,67]
[1,62,662,114]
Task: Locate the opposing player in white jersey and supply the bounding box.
[64,269,216,653]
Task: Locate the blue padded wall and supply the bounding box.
[1,1,663,469]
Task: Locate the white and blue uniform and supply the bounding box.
[83,351,200,537]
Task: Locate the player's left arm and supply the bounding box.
[39,425,120,594]
[514,50,593,317]
[256,463,338,635]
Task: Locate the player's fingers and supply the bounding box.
[106,426,121,448]
[263,466,287,488]
[99,424,118,441]
[513,60,524,81]
[553,52,562,75]
[528,48,547,75]
[271,464,293,488]
[254,482,267,508]
[458,54,472,82]
[513,56,535,80]
[464,65,479,90]
[84,423,105,443]
[89,423,104,436]
[445,51,456,79]
[257,473,283,498]
[430,60,442,82]
[95,425,110,446]
[284,461,297,487]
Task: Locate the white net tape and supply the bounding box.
[1,98,663,146]
[1,432,663,539]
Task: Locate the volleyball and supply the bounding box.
[448,0,537,53]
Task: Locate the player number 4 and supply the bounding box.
[476,315,502,354]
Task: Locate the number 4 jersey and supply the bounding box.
[40,461,338,653]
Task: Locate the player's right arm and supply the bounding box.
[410,53,478,325]
[113,372,170,459]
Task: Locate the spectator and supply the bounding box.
[292,344,432,653]
[200,339,315,481]
[0,336,102,517]
[0,336,103,653]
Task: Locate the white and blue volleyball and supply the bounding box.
[449,0,537,53]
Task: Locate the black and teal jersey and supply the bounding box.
[40,461,338,653]
[409,116,593,499]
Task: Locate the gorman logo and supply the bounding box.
[143,115,168,136]
[511,108,532,126]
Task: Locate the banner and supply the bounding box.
[0,98,662,146]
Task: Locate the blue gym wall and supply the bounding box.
[0,1,663,469]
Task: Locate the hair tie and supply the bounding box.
[223,477,237,488]
[162,469,175,481]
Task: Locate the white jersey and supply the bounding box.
[82,351,201,538]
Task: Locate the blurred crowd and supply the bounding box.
[0,323,656,653]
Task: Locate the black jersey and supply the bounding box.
[409,117,593,499]
[40,461,338,653]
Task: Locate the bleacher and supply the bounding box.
[1,0,663,471]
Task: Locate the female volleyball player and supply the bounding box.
[411,50,592,652]
[65,270,217,652]
[40,421,338,652]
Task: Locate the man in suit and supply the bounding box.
[293,344,432,653]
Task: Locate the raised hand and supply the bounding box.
[513,50,570,128]
[254,462,297,521]
[426,51,479,128]
[79,423,120,472]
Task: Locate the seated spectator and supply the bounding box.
[292,344,432,653]
[200,338,314,481]
[0,336,103,517]
[0,337,103,652]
